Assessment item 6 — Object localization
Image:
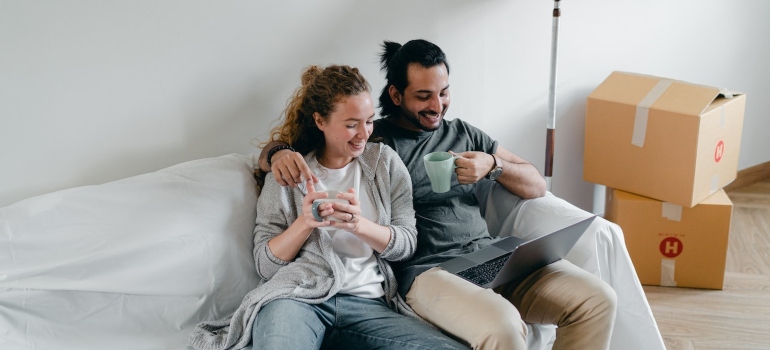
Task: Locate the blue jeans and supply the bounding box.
[252,294,468,350]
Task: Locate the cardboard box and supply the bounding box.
[584,71,746,207]
[604,187,733,289]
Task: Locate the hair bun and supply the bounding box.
[379,41,402,70]
[301,65,323,86]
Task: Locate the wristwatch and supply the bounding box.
[485,154,503,181]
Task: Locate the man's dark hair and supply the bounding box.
[378,39,450,118]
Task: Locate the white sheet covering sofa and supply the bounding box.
[0,154,665,350]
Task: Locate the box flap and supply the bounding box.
[590,71,737,116]
[588,71,662,106]
[698,189,732,206]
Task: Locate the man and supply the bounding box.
[259,39,617,350]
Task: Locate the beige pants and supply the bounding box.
[405,259,617,350]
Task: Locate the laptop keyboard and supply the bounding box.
[456,252,513,286]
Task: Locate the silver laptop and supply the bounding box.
[439,216,596,288]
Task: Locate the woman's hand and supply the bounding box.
[328,188,364,233]
[301,180,335,228]
[326,188,391,253]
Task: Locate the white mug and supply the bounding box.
[311,190,349,222]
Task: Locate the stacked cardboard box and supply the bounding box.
[584,71,746,289]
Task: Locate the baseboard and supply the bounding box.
[724,161,770,192]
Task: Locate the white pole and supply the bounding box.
[545,0,561,192]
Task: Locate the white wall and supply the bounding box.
[2,0,769,211]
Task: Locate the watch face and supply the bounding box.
[486,154,503,180]
[488,167,503,180]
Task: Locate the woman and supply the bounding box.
[189,65,466,350]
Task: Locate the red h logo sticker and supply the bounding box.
[715,140,725,163]
[659,237,683,258]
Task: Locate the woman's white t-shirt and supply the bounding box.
[309,155,385,298]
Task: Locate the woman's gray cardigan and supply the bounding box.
[189,142,419,350]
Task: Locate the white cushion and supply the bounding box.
[0,154,260,350]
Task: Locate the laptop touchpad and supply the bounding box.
[440,257,477,272]
[464,245,507,264]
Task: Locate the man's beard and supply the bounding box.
[400,104,446,132]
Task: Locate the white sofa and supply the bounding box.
[0,154,664,350]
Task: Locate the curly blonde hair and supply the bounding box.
[264,65,371,156]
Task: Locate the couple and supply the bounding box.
[189,39,616,350]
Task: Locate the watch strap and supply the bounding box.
[485,154,502,179]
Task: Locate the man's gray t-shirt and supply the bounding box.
[373,117,501,296]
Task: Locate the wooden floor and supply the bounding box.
[643,178,770,349]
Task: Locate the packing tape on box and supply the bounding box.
[660,259,677,287]
[660,203,681,286]
[632,79,673,147]
[662,202,682,221]
[711,175,720,192]
[718,87,734,99]
[717,87,736,128]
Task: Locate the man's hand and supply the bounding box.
[271,149,319,187]
[449,150,494,185]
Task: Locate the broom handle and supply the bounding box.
[545,0,561,191]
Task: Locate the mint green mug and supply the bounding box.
[423,152,459,193]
